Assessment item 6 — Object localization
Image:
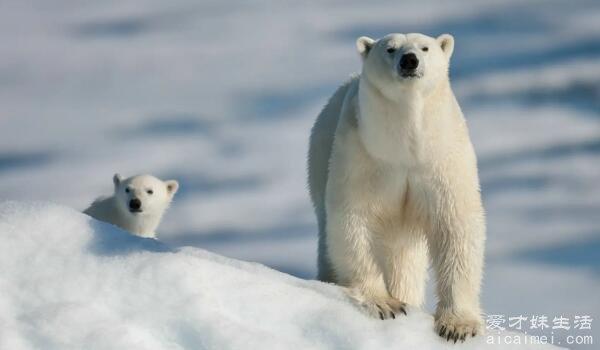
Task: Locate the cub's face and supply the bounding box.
[113,174,179,217]
[357,33,454,98]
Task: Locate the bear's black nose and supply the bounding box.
[129,198,141,210]
[399,53,419,70]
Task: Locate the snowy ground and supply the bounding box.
[0,0,598,348]
[0,201,563,349]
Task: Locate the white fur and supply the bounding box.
[308,33,485,341]
[84,174,179,239]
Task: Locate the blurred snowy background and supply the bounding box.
[0,0,598,347]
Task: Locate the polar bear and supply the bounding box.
[84,174,179,239]
[308,33,485,342]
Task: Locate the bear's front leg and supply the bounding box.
[429,200,485,342]
[326,208,406,320]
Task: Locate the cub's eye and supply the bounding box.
[422,47,429,52]
[147,190,153,195]
[125,188,130,193]
[386,47,396,54]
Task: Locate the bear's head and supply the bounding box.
[356,33,454,99]
[112,173,179,218]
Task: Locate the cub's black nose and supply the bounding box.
[129,198,141,210]
[400,53,419,70]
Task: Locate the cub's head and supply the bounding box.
[356,33,454,98]
[112,173,179,217]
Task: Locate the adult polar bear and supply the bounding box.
[308,33,485,342]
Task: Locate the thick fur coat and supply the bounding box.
[84,174,178,239]
[308,33,485,341]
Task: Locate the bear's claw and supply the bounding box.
[435,312,481,343]
[373,300,405,320]
[347,289,408,320]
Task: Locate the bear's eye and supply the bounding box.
[147,190,153,195]
[125,188,130,193]
[422,47,429,52]
[386,47,396,54]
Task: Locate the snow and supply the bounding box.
[0,201,562,350]
[0,0,598,348]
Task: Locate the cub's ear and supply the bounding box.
[356,36,375,60]
[165,180,179,197]
[113,173,123,187]
[437,34,454,59]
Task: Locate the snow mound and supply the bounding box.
[0,201,561,350]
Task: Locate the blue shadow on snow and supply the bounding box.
[114,113,215,138]
[0,151,53,174]
[513,233,600,274]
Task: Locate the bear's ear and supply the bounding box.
[437,34,454,59]
[113,173,123,187]
[165,180,179,197]
[356,36,375,59]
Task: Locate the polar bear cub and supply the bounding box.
[308,33,485,342]
[84,174,179,239]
